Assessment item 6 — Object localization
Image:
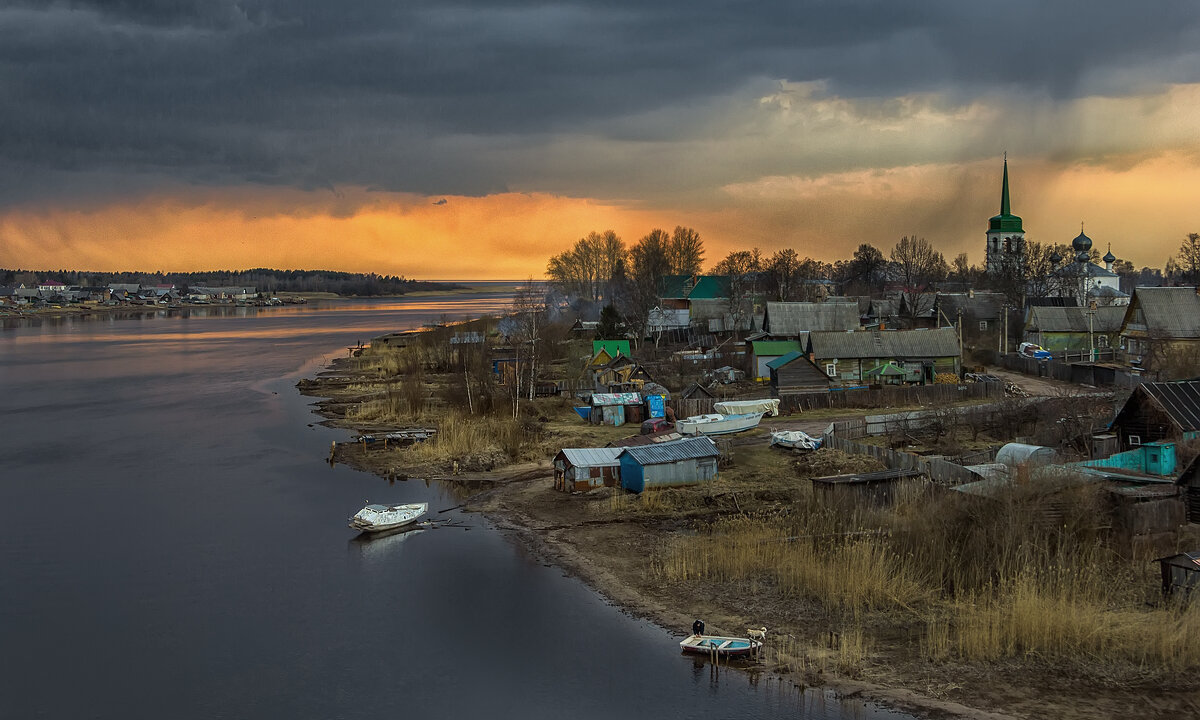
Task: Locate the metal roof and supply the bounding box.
[1125,287,1200,338]
[751,340,802,356]
[763,302,859,336]
[1138,381,1200,432]
[1025,305,1125,333]
[765,350,804,370]
[618,436,719,465]
[807,328,959,360]
[556,447,623,468]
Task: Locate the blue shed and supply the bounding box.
[618,437,720,493]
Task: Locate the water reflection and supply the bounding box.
[349,525,428,562]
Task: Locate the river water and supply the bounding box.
[0,292,915,719]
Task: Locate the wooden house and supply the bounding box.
[591,340,631,366]
[806,328,960,385]
[1108,380,1200,450]
[766,351,834,397]
[1119,287,1200,369]
[1024,305,1125,351]
[750,340,802,380]
[553,448,623,492]
[618,437,720,493]
[761,302,859,339]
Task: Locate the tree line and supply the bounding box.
[545,226,1200,334]
[0,268,460,296]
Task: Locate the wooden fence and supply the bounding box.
[780,381,1002,413]
[979,350,1149,388]
[821,401,1032,485]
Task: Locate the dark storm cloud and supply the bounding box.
[1,0,1198,205]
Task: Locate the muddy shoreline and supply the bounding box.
[300,358,1188,720]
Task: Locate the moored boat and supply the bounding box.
[349,502,428,533]
[675,412,764,436]
[679,634,762,657]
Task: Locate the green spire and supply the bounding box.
[1000,154,1011,216]
[989,154,1023,233]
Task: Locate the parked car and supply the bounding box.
[1018,342,1053,360]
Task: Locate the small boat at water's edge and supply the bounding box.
[676,412,764,436]
[679,634,762,657]
[349,502,428,533]
[769,429,822,451]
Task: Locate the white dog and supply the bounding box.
[747,626,767,641]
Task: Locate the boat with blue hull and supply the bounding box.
[679,634,762,657]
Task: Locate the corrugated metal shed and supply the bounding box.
[618,436,719,465]
[807,328,959,360]
[763,302,859,337]
[1026,305,1125,333]
[556,448,623,468]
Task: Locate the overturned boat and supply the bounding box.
[675,412,764,436]
[769,429,822,451]
[349,502,428,533]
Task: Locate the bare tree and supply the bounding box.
[1170,232,1200,285]
[713,249,762,336]
[766,248,800,301]
[546,230,626,302]
[621,230,672,345]
[509,279,548,414]
[890,236,948,323]
[667,226,705,275]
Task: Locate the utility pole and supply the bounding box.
[1088,300,1096,361]
[957,308,963,361]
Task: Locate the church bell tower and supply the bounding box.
[985,156,1025,273]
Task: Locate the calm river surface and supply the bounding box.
[0,292,915,720]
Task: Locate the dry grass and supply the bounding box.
[655,470,1200,675]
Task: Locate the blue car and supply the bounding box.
[1019,343,1053,360]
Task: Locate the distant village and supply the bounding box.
[0,281,294,311]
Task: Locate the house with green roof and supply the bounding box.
[591,339,631,365]
[751,340,802,380]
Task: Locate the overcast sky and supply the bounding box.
[2,1,1199,277]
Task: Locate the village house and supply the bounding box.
[767,351,835,397]
[1119,287,1200,372]
[1108,380,1200,450]
[760,301,859,340]
[750,340,803,381]
[934,291,1006,342]
[806,328,961,385]
[1023,305,1125,351]
[618,436,720,493]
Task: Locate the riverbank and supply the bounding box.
[300,354,1197,720]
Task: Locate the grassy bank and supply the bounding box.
[652,469,1200,678]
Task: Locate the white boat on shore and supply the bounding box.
[679,634,762,657]
[349,502,428,533]
[676,412,764,436]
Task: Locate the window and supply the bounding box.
[825,363,837,378]
[979,320,988,331]
[1129,435,1141,446]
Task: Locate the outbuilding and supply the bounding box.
[1157,551,1200,599]
[590,392,643,426]
[618,437,720,493]
[553,448,623,492]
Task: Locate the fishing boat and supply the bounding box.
[679,634,763,657]
[675,412,764,436]
[769,429,822,451]
[349,502,428,533]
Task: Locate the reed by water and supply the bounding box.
[653,476,1200,674]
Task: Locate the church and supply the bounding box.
[984,158,1128,306]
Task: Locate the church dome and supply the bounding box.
[1075,250,1090,263]
[1103,247,1115,263]
[1050,250,1063,265]
[1072,231,1092,253]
